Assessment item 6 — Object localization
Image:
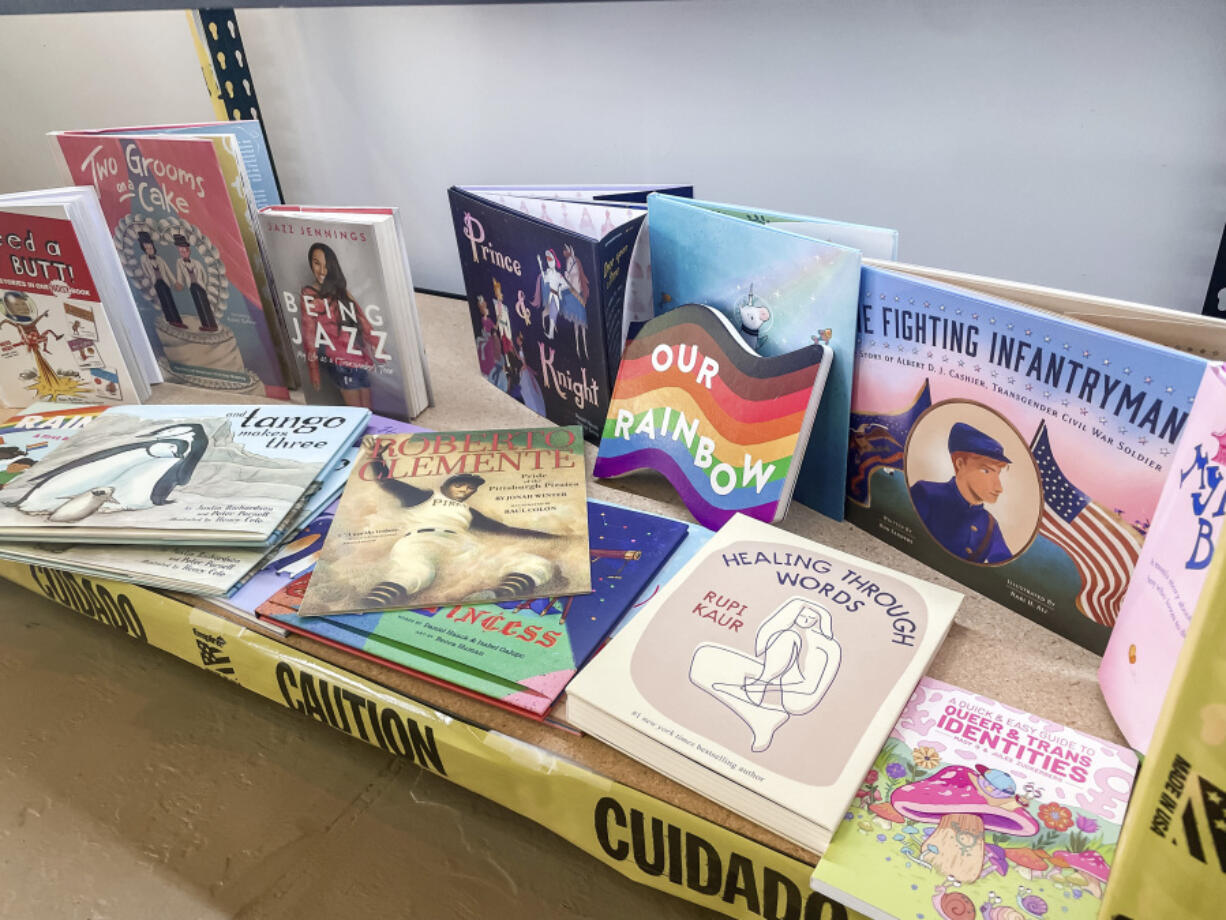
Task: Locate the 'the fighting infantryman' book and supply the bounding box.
[566,514,961,854]
[297,425,591,616]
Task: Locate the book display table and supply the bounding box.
[0,293,1122,919]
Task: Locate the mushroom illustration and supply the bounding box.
[888,765,1041,883]
[979,843,1009,880]
[1004,847,1049,880]
[1049,850,1110,898]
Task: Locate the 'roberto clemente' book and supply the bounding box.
[447,185,691,442]
[53,129,291,398]
[593,302,831,529]
[809,677,1138,920]
[268,501,688,718]
[1099,361,1226,752]
[0,404,368,545]
[846,265,1210,652]
[296,425,591,616]
[565,514,962,854]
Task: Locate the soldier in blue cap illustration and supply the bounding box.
[910,421,1014,564]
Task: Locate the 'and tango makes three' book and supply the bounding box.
[809,677,1138,920]
[296,426,591,616]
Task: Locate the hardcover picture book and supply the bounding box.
[53,128,292,398]
[296,425,591,616]
[0,188,159,407]
[809,677,1138,920]
[447,185,691,442]
[259,206,430,420]
[647,195,866,521]
[847,265,1210,652]
[269,501,688,718]
[1099,361,1226,751]
[0,403,106,488]
[0,404,368,545]
[593,303,832,529]
[565,514,962,854]
[0,413,417,596]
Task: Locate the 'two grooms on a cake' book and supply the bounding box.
[809,678,1138,920]
[296,425,591,616]
[53,127,292,398]
[565,514,962,854]
[0,404,368,545]
[593,302,831,529]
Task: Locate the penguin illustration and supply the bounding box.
[47,487,119,523]
[6,423,208,516]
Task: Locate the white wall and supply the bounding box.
[3,1,1225,311]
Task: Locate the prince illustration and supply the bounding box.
[910,422,1014,564]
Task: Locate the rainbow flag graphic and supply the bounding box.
[594,304,830,529]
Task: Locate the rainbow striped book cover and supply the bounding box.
[594,303,831,529]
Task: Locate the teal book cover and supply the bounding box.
[269,501,689,717]
[647,195,862,520]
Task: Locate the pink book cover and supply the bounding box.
[1099,362,1226,752]
[54,133,286,399]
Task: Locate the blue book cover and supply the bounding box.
[447,186,692,443]
[848,265,1209,651]
[648,195,863,520]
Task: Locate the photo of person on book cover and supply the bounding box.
[904,402,1041,566]
[296,427,592,616]
[300,242,386,410]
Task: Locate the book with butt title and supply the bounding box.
[296,425,591,616]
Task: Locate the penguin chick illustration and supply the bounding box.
[48,487,120,523]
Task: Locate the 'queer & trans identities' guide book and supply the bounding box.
[53,128,291,398]
[809,677,1138,920]
[260,206,430,421]
[297,425,591,616]
[1099,361,1226,752]
[593,302,831,529]
[447,185,691,442]
[847,265,1209,652]
[271,501,688,718]
[565,514,961,854]
[0,404,368,545]
[647,195,866,521]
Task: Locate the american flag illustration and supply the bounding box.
[1031,422,1142,626]
[846,380,931,505]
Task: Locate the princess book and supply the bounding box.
[448,186,686,442]
[269,501,688,718]
[593,303,831,529]
[296,425,590,616]
[53,130,291,399]
[565,514,962,854]
[847,265,1209,652]
[809,677,1137,920]
[0,404,368,545]
[259,207,430,421]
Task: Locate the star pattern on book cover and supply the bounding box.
[846,380,932,505]
[1031,421,1142,627]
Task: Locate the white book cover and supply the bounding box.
[567,514,962,852]
[0,404,368,545]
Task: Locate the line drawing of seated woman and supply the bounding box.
[689,597,842,753]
